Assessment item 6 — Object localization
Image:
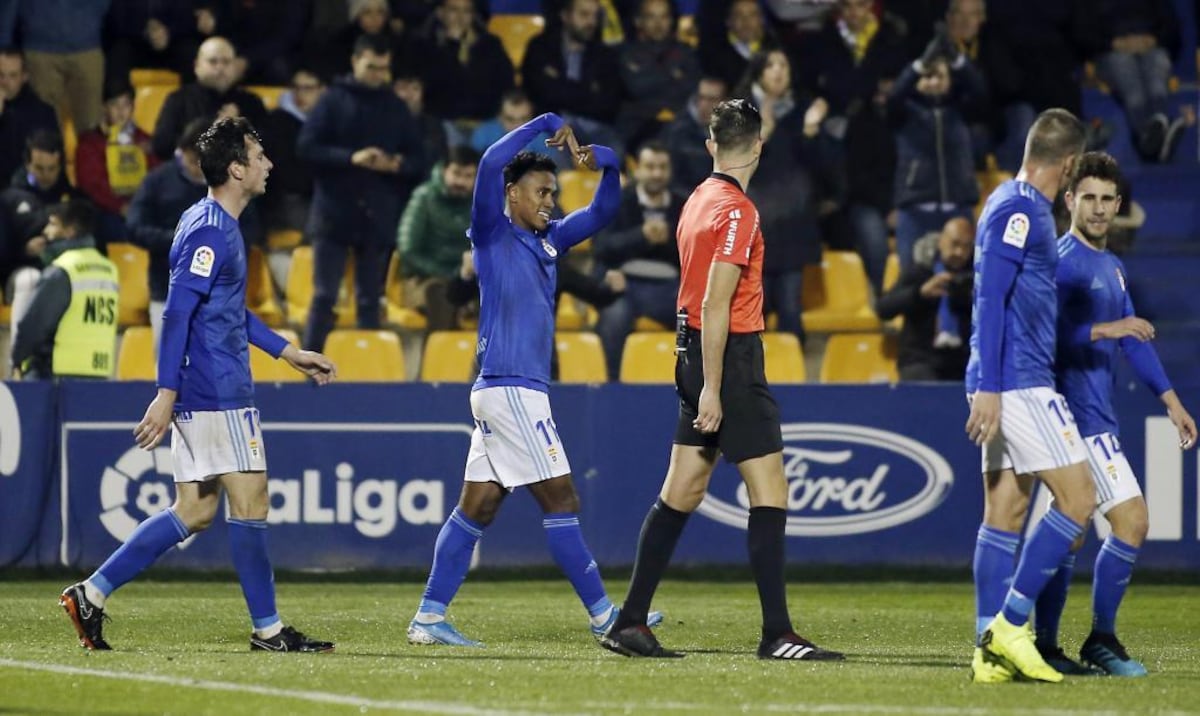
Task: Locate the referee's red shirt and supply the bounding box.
[675,173,765,333]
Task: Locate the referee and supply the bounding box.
[600,99,844,661]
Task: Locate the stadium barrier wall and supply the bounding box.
[2,381,1198,571]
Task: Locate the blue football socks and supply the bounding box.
[228,517,280,634]
[1092,535,1138,634]
[417,507,484,620]
[973,524,1020,640]
[1034,552,1076,647]
[88,507,190,604]
[1001,508,1084,627]
[543,513,610,620]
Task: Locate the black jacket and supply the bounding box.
[0,168,84,281]
[260,106,313,201]
[0,85,58,186]
[660,112,711,197]
[419,26,514,121]
[520,29,621,123]
[593,186,683,275]
[151,83,269,159]
[297,76,425,245]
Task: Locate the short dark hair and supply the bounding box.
[24,129,63,161]
[353,32,392,57]
[638,139,670,157]
[503,151,557,186]
[178,117,209,152]
[47,199,95,237]
[196,117,262,187]
[1025,108,1086,165]
[736,49,788,98]
[1066,151,1122,194]
[0,47,24,66]
[446,145,481,167]
[501,88,531,106]
[709,98,761,153]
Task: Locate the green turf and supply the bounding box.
[1,579,1197,715]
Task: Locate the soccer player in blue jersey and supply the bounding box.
[963,108,1096,683]
[59,118,338,653]
[1031,152,1196,677]
[406,113,661,647]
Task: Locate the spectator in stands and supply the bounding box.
[260,68,325,233]
[698,0,774,91]
[11,200,118,380]
[75,80,158,249]
[14,0,107,132]
[125,119,208,345]
[941,0,1005,168]
[310,0,420,81]
[207,0,309,85]
[984,0,1087,126]
[593,141,682,380]
[151,37,268,160]
[888,43,983,272]
[396,145,479,331]
[104,0,203,83]
[616,0,700,150]
[874,215,974,381]
[660,76,726,196]
[521,0,623,156]
[471,89,555,161]
[1082,0,1186,163]
[393,69,449,169]
[737,49,842,344]
[298,33,425,352]
[0,48,59,189]
[418,0,514,128]
[761,0,839,55]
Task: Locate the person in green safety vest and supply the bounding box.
[10,199,118,380]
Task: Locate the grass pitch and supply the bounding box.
[1,577,1197,715]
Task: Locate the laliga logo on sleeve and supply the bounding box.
[696,423,953,536]
[0,383,20,477]
[190,245,215,277]
[99,447,197,548]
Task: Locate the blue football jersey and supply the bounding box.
[966,180,1060,393]
[165,198,254,410]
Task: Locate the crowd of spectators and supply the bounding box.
[0,0,1193,381]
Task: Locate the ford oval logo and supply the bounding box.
[696,423,954,536]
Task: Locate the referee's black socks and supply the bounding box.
[614,498,690,631]
[748,506,793,641]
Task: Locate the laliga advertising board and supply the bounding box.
[0,381,1192,570]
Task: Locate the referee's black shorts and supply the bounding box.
[673,329,783,464]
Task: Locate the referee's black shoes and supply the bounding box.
[600,625,684,658]
[758,632,845,661]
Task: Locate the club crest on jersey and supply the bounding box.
[1002,213,1029,249]
[540,238,558,258]
[190,246,215,277]
[1115,268,1126,292]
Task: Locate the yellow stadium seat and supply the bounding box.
[420,330,478,382]
[802,250,879,332]
[556,292,598,330]
[488,14,545,71]
[116,326,156,380]
[761,331,805,384]
[555,331,606,383]
[634,316,668,331]
[882,253,901,292]
[975,168,1014,220]
[107,242,149,326]
[246,85,286,110]
[819,333,898,384]
[246,246,284,326]
[133,85,174,134]
[62,117,77,185]
[619,331,676,383]
[558,169,601,213]
[250,328,304,382]
[267,229,303,251]
[130,68,181,89]
[285,246,355,328]
[324,329,405,382]
[383,253,429,330]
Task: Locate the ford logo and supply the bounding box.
[696,423,954,536]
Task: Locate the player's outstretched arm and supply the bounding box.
[473,113,565,239]
[554,144,622,250]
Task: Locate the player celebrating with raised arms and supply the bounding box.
[1030,152,1196,677]
[406,113,660,647]
[60,118,337,653]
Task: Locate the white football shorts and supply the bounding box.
[974,386,1088,475]
[464,386,571,490]
[1082,431,1142,514]
[171,408,267,483]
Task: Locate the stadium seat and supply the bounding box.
[323,329,405,382]
[556,331,606,383]
[634,316,668,331]
[801,250,879,332]
[250,328,304,383]
[558,169,601,213]
[420,330,478,382]
[267,229,303,251]
[107,242,150,326]
[246,85,285,110]
[556,292,597,330]
[488,14,545,71]
[116,326,155,380]
[62,118,77,185]
[882,253,900,292]
[761,331,805,384]
[133,85,174,134]
[129,68,180,89]
[819,333,898,384]
[975,168,1013,220]
[383,254,429,330]
[285,246,356,328]
[246,246,284,326]
[619,331,676,383]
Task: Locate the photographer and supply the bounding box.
[875,216,974,381]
